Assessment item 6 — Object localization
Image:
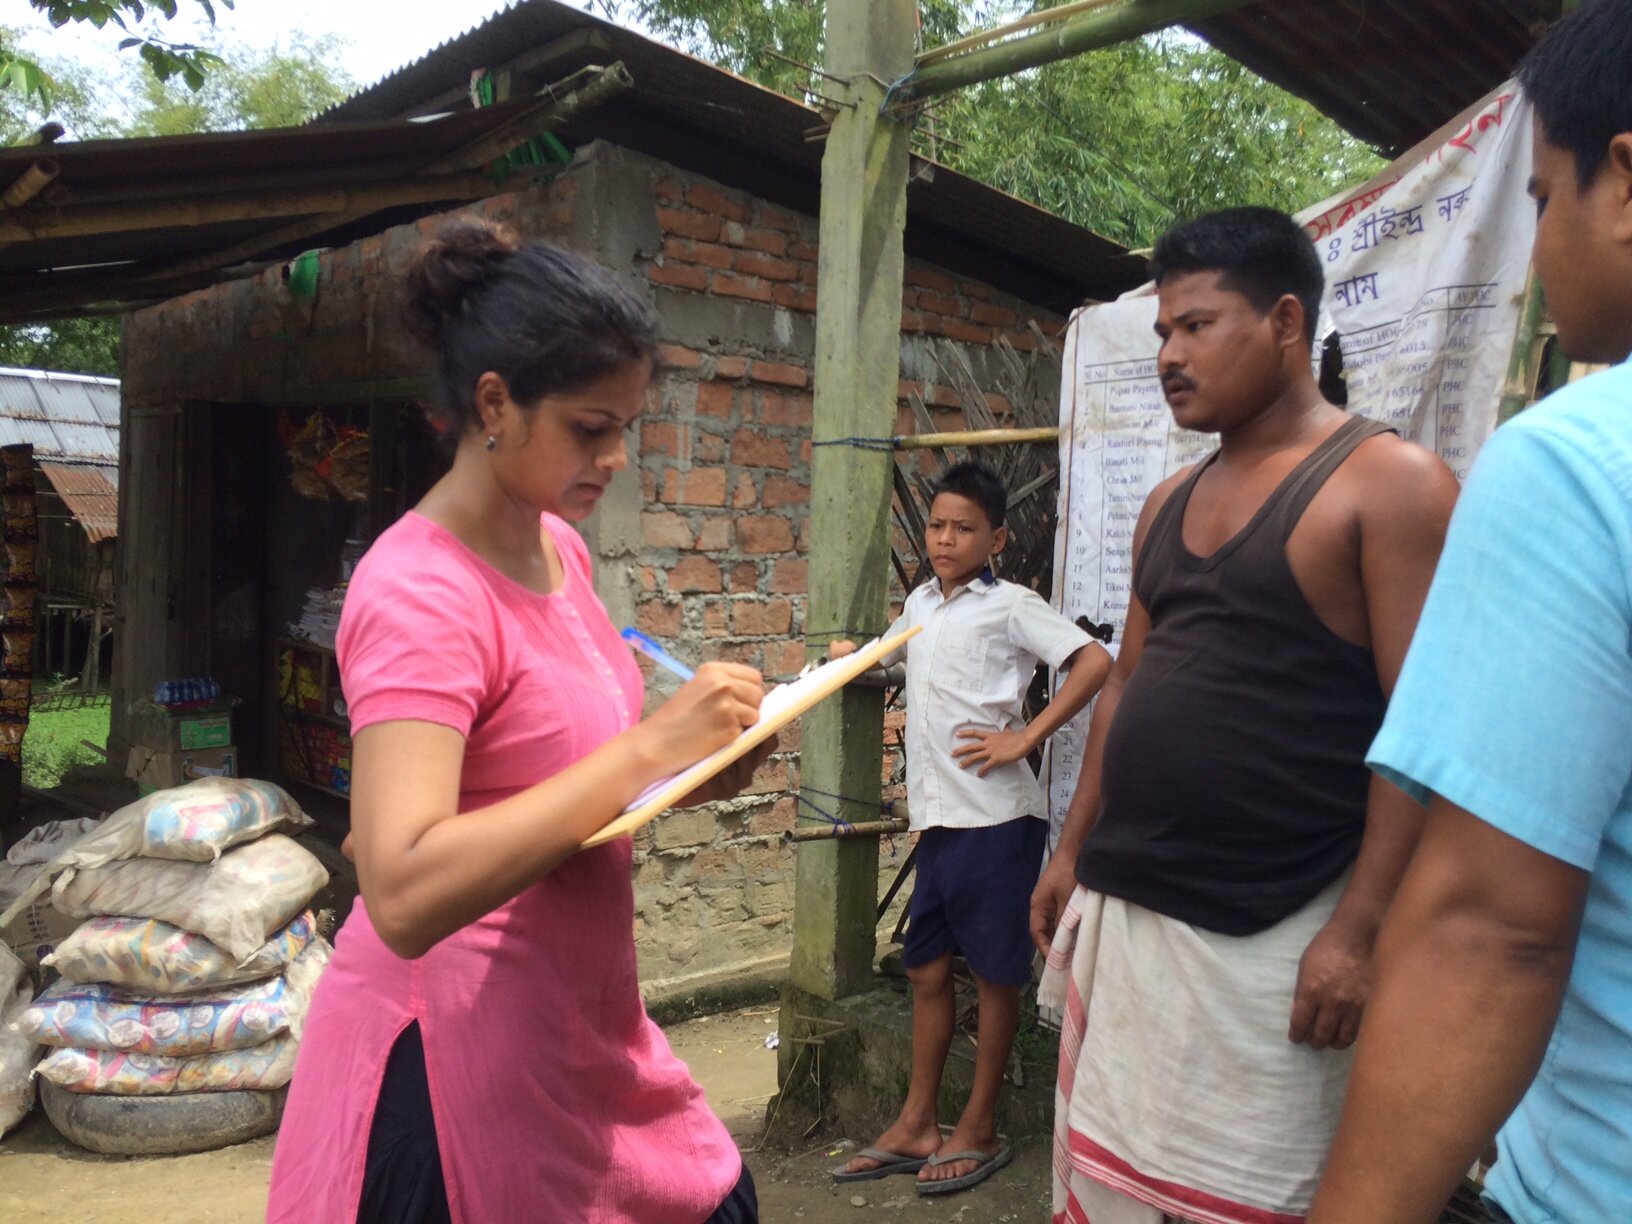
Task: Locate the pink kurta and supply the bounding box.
[268,512,741,1224]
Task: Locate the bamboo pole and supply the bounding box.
[1,159,59,210]
[902,0,1257,101]
[0,171,504,244]
[894,426,1058,450]
[1498,270,1547,424]
[917,0,1123,66]
[785,818,910,843]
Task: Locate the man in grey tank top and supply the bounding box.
[1031,208,1460,1223]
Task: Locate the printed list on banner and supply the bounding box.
[1042,86,1534,842]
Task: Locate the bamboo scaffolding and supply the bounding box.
[785,818,911,843]
[894,426,1058,450]
[903,0,1256,100]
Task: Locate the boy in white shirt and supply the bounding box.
[829,460,1112,1196]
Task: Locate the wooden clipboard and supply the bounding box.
[582,626,921,848]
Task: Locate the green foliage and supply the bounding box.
[21,703,110,790]
[599,0,1385,248]
[1,1,234,111]
[0,32,350,376]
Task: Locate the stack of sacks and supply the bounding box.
[0,942,40,1135]
[0,778,331,1102]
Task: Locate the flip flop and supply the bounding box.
[830,1147,933,1183]
[916,1145,1015,1195]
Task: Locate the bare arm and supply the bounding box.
[1290,443,1459,1048]
[1029,472,1181,953]
[352,662,764,958]
[952,641,1113,777]
[1307,800,1586,1222]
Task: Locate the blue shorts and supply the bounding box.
[902,818,1047,988]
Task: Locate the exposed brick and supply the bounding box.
[641,469,659,501]
[708,642,764,670]
[765,640,808,678]
[731,430,792,470]
[972,301,1020,328]
[771,284,818,313]
[662,237,734,270]
[958,279,991,301]
[721,221,789,256]
[906,264,956,293]
[696,382,736,419]
[703,600,730,638]
[1037,317,1066,337]
[762,476,810,508]
[687,181,751,223]
[749,797,798,837]
[655,177,686,204]
[923,382,962,408]
[638,566,658,592]
[917,290,966,318]
[743,758,790,796]
[738,515,795,554]
[657,343,702,369]
[656,207,721,242]
[694,515,733,551]
[731,561,760,593]
[984,392,1014,415]
[712,273,773,303]
[713,355,749,379]
[1004,329,1040,352]
[668,556,722,593]
[642,510,694,549]
[734,252,800,282]
[759,204,802,233]
[941,320,995,345]
[640,421,681,458]
[654,808,717,850]
[636,598,683,637]
[758,391,813,428]
[678,467,728,506]
[749,360,809,388]
[900,309,926,333]
[694,431,727,462]
[649,261,709,292]
[734,598,794,636]
[732,472,758,509]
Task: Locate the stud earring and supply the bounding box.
[485,434,497,451]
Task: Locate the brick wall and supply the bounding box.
[115,140,1064,1001]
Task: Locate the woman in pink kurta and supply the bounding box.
[268,220,768,1224]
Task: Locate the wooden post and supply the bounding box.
[790,0,916,1001]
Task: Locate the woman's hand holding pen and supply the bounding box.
[635,661,765,779]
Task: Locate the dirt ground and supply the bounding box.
[0,1005,1051,1223]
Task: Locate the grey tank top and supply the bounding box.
[1075,415,1395,935]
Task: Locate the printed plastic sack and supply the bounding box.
[35,1032,299,1096]
[0,943,41,1136]
[0,779,310,929]
[49,835,328,962]
[18,941,330,1058]
[44,910,318,994]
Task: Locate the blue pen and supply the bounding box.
[621,627,696,681]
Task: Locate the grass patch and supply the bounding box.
[22,704,109,790]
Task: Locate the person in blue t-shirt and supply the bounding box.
[1309,3,1632,1221]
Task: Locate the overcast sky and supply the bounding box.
[0,1,651,93]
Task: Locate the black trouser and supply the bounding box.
[357,1023,759,1224]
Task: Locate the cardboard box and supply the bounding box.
[128,700,236,753]
[127,744,239,794]
[1,894,79,970]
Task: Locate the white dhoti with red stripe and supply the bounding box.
[1037,877,1353,1224]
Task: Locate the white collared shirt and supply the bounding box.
[884,575,1094,831]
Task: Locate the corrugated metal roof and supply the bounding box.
[0,368,120,542]
[38,462,117,544]
[1189,0,1556,154]
[0,89,623,323]
[320,0,1147,310]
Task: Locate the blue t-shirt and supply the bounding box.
[1369,358,1632,1224]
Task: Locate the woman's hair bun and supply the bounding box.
[403,217,522,346]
